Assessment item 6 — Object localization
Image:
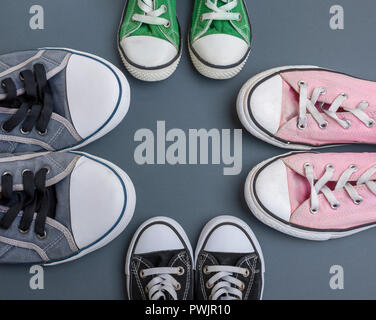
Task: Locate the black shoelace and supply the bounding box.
[0,167,56,238]
[0,64,53,135]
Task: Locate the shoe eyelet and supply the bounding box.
[177,266,185,276]
[341,93,348,99]
[161,4,167,13]
[164,20,171,28]
[2,171,12,177]
[203,265,210,275]
[237,13,242,22]
[320,88,327,95]
[354,198,363,205]
[208,294,213,300]
[175,282,181,291]
[206,281,213,289]
[1,123,10,133]
[344,120,352,129]
[20,127,30,135]
[200,15,204,22]
[37,231,47,240]
[42,166,51,174]
[298,80,306,86]
[22,169,32,176]
[326,164,334,170]
[297,123,306,130]
[310,207,318,214]
[240,282,245,291]
[18,227,29,234]
[349,164,358,171]
[139,269,146,279]
[319,121,328,130]
[243,268,250,278]
[304,162,312,169]
[37,129,47,136]
[331,203,340,210]
[367,119,375,128]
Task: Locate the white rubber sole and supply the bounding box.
[41,47,131,152]
[195,215,265,300]
[46,152,136,266]
[125,216,193,299]
[118,44,181,82]
[236,65,342,150]
[245,153,376,241]
[188,42,250,80]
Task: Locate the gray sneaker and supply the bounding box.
[0,151,136,265]
[0,48,130,152]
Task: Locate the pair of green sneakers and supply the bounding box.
[118,0,251,81]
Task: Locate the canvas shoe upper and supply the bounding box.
[0,48,130,153]
[238,66,376,150]
[189,0,251,79]
[119,0,181,81]
[0,152,136,265]
[125,217,193,300]
[195,216,264,300]
[246,152,376,241]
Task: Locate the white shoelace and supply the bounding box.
[297,81,375,130]
[205,265,248,300]
[201,0,240,21]
[132,0,170,26]
[141,266,183,300]
[304,162,376,214]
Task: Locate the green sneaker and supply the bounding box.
[189,0,251,80]
[118,0,181,82]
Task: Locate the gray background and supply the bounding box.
[0,0,375,300]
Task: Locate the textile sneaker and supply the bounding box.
[245,152,376,240]
[0,48,130,152]
[195,216,264,300]
[189,0,251,80]
[125,217,193,300]
[238,66,376,149]
[118,0,181,81]
[0,152,136,265]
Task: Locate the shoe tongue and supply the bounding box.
[205,251,250,267]
[139,249,183,268]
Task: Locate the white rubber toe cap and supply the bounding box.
[192,34,249,67]
[255,159,291,222]
[70,156,126,249]
[66,53,129,139]
[204,225,255,253]
[120,36,178,68]
[134,220,185,254]
[250,75,283,135]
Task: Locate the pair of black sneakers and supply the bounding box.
[125,216,265,300]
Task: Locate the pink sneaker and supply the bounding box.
[245,152,376,240]
[237,66,376,149]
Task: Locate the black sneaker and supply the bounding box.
[195,216,265,300]
[125,217,194,300]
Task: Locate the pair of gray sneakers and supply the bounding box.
[0,48,136,265]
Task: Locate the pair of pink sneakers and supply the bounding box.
[237,66,376,240]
